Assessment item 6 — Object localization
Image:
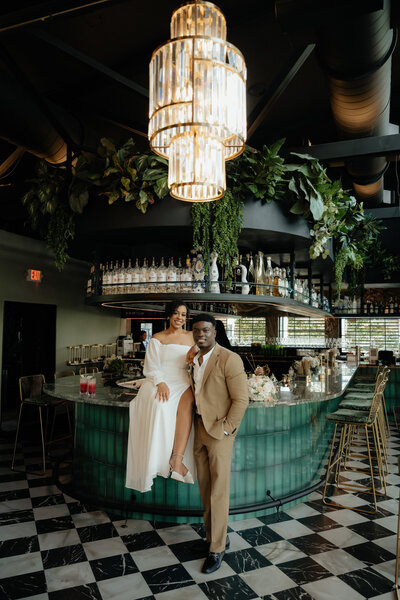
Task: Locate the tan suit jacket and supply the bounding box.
[193,343,249,440]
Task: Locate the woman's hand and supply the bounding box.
[186,345,198,366]
[156,382,170,402]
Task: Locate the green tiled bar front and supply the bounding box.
[63,366,357,523]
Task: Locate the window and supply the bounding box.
[341,318,400,351]
[218,317,266,346]
[279,317,326,347]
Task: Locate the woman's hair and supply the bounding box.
[165,300,190,320]
[215,319,232,350]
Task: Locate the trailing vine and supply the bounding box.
[22,161,79,270]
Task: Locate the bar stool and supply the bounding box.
[341,368,390,439]
[322,385,386,514]
[341,366,390,437]
[339,371,389,477]
[11,374,72,475]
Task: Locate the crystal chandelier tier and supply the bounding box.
[148,1,247,202]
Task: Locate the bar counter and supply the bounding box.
[45,364,358,522]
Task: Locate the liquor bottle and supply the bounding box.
[246,254,254,285]
[112,260,119,294]
[132,258,140,292]
[148,257,158,293]
[395,298,399,313]
[102,262,108,295]
[157,257,167,293]
[231,256,239,294]
[210,253,220,293]
[183,254,193,292]
[390,297,394,314]
[124,259,132,294]
[86,265,93,296]
[272,267,281,297]
[255,252,266,295]
[192,250,205,293]
[370,300,375,315]
[106,261,113,295]
[239,257,250,295]
[281,268,288,297]
[167,257,177,292]
[177,257,183,293]
[139,258,148,293]
[118,259,126,294]
[265,256,273,295]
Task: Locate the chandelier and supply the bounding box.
[148,1,247,202]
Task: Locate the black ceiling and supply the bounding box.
[0,0,400,254]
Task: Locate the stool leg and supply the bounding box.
[11,404,23,471]
[394,491,400,599]
[364,425,377,512]
[38,406,46,475]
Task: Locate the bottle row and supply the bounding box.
[333,295,400,315]
[86,250,329,309]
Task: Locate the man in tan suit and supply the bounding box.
[191,314,249,574]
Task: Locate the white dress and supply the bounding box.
[125,338,196,493]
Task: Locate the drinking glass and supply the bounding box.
[87,376,96,396]
[80,375,88,394]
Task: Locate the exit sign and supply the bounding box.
[27,269,43,283]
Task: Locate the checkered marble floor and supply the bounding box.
[0,427,399,600]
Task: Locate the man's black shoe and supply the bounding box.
[201,551,225,574]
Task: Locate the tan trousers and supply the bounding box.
[194,416,234,553]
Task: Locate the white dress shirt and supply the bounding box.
[193,345,216,414]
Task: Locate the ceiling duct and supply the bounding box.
[316,0,395,205]
[276,0,395,206]
[0,69,95,164]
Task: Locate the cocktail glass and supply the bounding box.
[80,375,88,394]
[87,376,96,396]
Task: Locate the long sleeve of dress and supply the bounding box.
[142,338,164,386]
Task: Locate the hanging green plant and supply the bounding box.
[22,161,77,271]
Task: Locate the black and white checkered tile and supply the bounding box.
[0,427,399,600]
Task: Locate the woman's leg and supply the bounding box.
[170,387,194,476]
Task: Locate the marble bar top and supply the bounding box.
[44,363,358,409]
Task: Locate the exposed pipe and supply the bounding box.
[317,0,395,205]
[0,69,97,163]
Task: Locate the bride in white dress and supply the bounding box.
[126,302,196,493]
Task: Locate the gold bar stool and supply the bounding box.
[322,387,386,514]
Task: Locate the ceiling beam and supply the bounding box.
[0,0,120,33]
[30,26,149,98]
[247,44,315,140]
[286,134,400,162]
[0,147,25,176]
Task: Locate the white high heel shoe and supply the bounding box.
[170,453,194,484]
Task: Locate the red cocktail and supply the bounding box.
[88,378,96,396]
[80,376,88,394]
